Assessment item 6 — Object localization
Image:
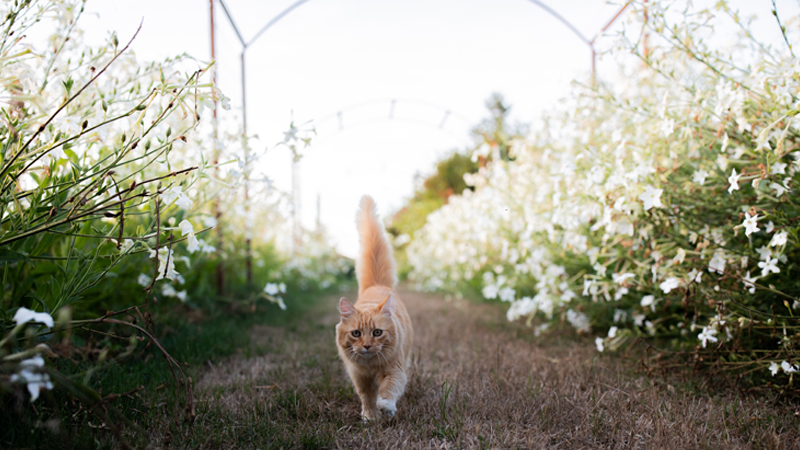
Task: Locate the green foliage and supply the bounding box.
[0,0,350,439]
[389,93,531,276]
[407,1,800,392]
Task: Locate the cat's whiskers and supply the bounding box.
[376,350,389,367]
[347,347,358,363]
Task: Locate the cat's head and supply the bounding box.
[336,294,396,362]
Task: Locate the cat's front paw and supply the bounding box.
[376,397,396,418]
[361,407,380,422]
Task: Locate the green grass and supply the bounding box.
[0,283,343,449]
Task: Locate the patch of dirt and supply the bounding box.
[190,288,800,449]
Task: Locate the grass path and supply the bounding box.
[186,288,799,449]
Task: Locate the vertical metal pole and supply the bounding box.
[316,193,321,231]
[210,0,224,295]
[292,160,301,253]
[241,50,252,289]
[643,0,649,60]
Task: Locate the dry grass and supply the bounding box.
[154,288,800,449]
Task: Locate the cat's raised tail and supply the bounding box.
[355,195,397,296]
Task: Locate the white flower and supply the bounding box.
[499,287,516,302]
[566,309,590,332]
[148,247,178,281]
[612,272,635,284]
[278,282,287,293]
[10,356,53,402]
[175,193,193,210]
[119,239,134,254]
[283,124,298,143]
[186,232,200,254]
[595,337,605,352]
[766,221,775,233]
[641,295,656,312]
[720,133,729,153]
[769,362,780,376]
[660,117,675,137]
[742,271,757,294]
[204,216,218,228]
[608,326,618,338]
[669,248,685,266]
[14,307,54,328]
[633,314,646,326]
[137,273,152,286]
[757,258,780,277]
[55,114,81,135]
[482,284,499,299]
[659,277,680,294]
[698,327,718,348]
[727,168,741,194]
[638,185,663,211]
[176,290,188,302]
[220,94,231,111]
[593,263,607,277]
[687,268,702,283]
[769,231,788,247]
[756,245,772,261]
[614,287,629,300]
[692,169,709,185]
[742,212,760,236]
[45,147,67,163]
[162,284,177,297]
[264,282,279,296]
[276,296,287,310]
[708,250,726,274]
[781,361,798,373]
[198,239,216,254]
[582,279,596,296]
[754,130,771,151]
[178,219,194,236]
[771,162,787,175]
[161,186,193,210]
[161,186,183,204]
[770,182,787,197]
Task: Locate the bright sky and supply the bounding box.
[81,0,798,257]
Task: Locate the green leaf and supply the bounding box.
[0,248,32,265]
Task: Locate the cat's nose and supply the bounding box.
[363,344,372,350]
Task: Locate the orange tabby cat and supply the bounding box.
[336,196,413,421]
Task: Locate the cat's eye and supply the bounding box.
[351,330,361,337]
[373,329,382,337]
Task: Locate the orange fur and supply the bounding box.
[336,196,413,421]
[355,195,397,296]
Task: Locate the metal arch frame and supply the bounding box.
[314,98,473,130]
[307,105,476,150]
[210,0,634,275]
[216,0,634,138]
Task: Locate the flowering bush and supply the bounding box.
[0,0,347,417]
[408,1,800,389]
[0,1,245,418]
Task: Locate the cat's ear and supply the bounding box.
[339,297,356,319]
[377,293,394,317]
